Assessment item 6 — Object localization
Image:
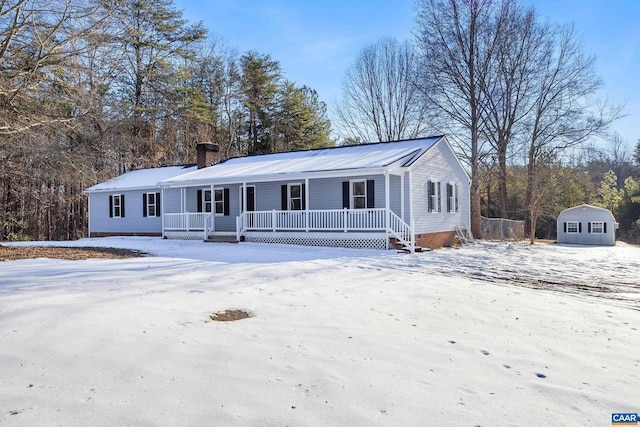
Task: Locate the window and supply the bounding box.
[198,188,229,215]
[289,183,303,210]
[351,180,366,209]
[143,192,160,217]
[203,190,212,213]
[454,183,459,213]
[566,221,579,233]
[214,189,224,215]
[427,180,440,213]
[590,221,604,234]
[342,180,374,209]
[109,194,125,218]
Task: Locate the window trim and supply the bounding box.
[111,194,123,218]
[288,182,303,211]
[454,183,459,213]
[566,221,579,234]
[446,182,460,214]
[427,179,439,213]
[214,188,225,216]
[350,179,367,209]
[202,189,212,213]
[145,192,158,217]
[590,221,604,234]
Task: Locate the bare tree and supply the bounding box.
[336,37,430,143]
[0,0,113,137]
[523,24,620,237]
[415,0,510,237]
[480,3,543,219]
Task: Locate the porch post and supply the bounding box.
[304,177,309,232]
[408,171,414,233]
[400,173,405,221]
[161,187,165,238]
[384,171,390,229]
[242,182,247,232]
[208,184,214,239]
[181,188,186,230]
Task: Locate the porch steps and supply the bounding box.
[204,235,239,243]
[389,237,426,253]
[397,246,427,253]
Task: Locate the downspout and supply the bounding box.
[409,170,414,250]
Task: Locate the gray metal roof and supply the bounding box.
[84,165,197,193]
[160,137,443,187]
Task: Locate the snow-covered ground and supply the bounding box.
[1,238,639,426]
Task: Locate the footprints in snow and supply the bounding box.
[447,339,547,379]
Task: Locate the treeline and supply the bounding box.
[2,0,639,243]
[482,144,640,242]
[336,0,639,242]
[0,0,332,241]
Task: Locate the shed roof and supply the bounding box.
[558,204,615,218]
[84,165,197,193]
[160,137,444,187]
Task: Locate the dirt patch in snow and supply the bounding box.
[209,310,252,322]
[0,245,146,261]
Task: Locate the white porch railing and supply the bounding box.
[388,211,414,252]
[164,213,213,233]
[164,209,415,252]
[239,208,387,232]
[236,208,415,252]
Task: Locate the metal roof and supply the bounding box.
[84,165,197,193]
[160,137,443,187]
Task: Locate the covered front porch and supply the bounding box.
[160,171,415,251]
[162,207,413,251]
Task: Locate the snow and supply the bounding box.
[1,238,639,426]
[84,165,197,193]
[159,137,440,186]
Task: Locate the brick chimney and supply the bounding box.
[196,142,219,169]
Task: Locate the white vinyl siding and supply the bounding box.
[411,138,470,235]
[557,205,616,246]
[89,190,167,235]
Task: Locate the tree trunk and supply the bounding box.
[498,145,508,218]
[524,144,536,238]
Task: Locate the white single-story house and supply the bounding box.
[84,165,198,237]
[85,137,471,251]
[556,204,617,246]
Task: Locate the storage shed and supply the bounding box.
[556,204,617,246]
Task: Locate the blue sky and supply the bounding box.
[174,0,639,150]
